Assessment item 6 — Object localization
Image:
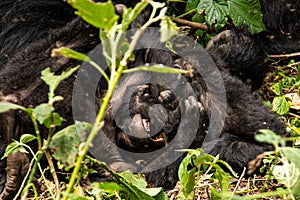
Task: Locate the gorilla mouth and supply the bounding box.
[141,118,166,144]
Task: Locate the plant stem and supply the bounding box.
[63,65,124,200]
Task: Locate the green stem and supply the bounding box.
[64,3,167,199]
[63,65,124,200]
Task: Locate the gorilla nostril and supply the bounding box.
[173,64,181,69]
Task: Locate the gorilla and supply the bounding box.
[0,0,289,198]
[207,0,300,89]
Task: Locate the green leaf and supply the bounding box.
[33,103,53,124]
[160,17,179,42]
[119,171,147,188]
[0,102,25,113]
[272,96,290,115]
[41,66,80,102]
[52,47,91,62]
[208,162,232,192]
[272,159,299,188]
[140,188,163,197]
[123,64,190,74]
[198,0,229,29]
[121,0,149,30]
[93,182,125,192]
[20,134,37,144]
[270,82,282,96]
[1,141,28,159]
[281,147,300,170]
[210,186,221,200]
[43,112,63,128]
[68,0,119,30]
[256,129,286,147]
[178,155,196,197]
[186,0,200,12]
[49,122,92,170]
[228,0,266,33]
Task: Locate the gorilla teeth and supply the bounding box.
[142,118,150,132]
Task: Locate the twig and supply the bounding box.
[232,167,246,196]
[288,112,300,119]
[268,52,300,59]
[287,61,300,67]
[171,17,208,30]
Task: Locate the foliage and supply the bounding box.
[263,60,300,135]
[0,0,299,199]
[255,130,300,199]
[0,0,180,199]
[178,148,236,199]
[185,0,265,33]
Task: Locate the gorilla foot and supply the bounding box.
[0,151,29,199]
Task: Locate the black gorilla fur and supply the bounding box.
[207,0,300,89]
[0,0,289,198]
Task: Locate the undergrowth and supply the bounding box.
[0,0,299,199]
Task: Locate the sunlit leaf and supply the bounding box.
[256,129,286,147]
[68,0,119,30]
[272,96,290,115]
[123,64,190,74]
[41,66,80,101]
[178,155,196,197]
[1,141,28,159]
[160,17,179,42]
[121,0,149,30]
[120,171,147,188]
[20,134,37,144]
[282,147,300,170]
[52,47,91,62]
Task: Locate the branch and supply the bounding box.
[268,52,300,59]
[171,17,208,30]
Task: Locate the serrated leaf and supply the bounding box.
[68,0,119,30]
[272,96,290,115]
[0,102,25,113]
[198,0,229,29]
[52,47,91,62]
[228,0,265,33]
[20,134,37,144]
[33,103,53,124]
[160,17,178,42]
